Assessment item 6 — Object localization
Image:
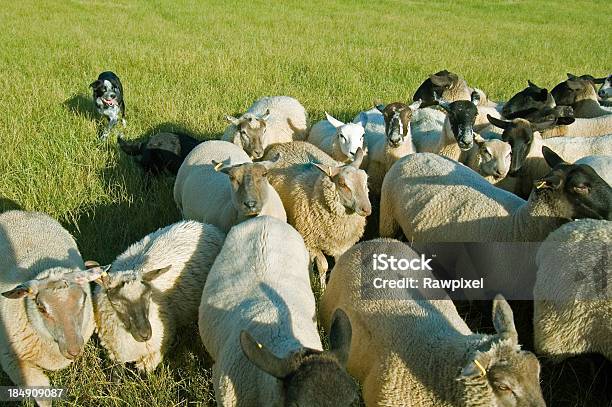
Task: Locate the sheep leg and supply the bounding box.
[312,251,329,289]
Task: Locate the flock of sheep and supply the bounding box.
[1,69,611,407]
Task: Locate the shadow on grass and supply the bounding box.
[64,93,98,121]
[0,197,22,213]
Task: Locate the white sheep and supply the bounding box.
[267,148,371,287]
[352,101,421,195]
[533,219,611,362]
[379,152,612,299]
[308,113,366,164]
[0,211,101,407]
[91,220,225,372]
[222,96,308,159]
[174,140,286,232]
[320,238,545,407]
[487,115,612,198]
[198,216,358,406]
[459,134,512,182]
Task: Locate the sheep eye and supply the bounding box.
[495,383,512,392]
[37,303,48,315]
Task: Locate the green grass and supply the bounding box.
[0,0,610,405]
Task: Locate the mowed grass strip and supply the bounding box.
[0,1,610,406]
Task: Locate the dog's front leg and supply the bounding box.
[101,116,118,140]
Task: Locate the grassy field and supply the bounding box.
[0,0,610,406]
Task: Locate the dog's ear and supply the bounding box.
[89,80,102,89]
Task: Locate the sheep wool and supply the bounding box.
[534,219,612,361]
[198,216,321,406]
[174,140,286,232]
[320,238,545,407]
[94,220,225,372]
[0,211,95,405]
[248,96,309,143]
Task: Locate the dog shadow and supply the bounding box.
[63,93,98,121]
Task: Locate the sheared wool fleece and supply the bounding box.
[0,211,94,396]
[198,216,321,406]
[320,239,526,407]
[94,221,225,372]
[534,219,612,361]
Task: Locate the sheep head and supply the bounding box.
[325,112,365,160]
[412,69,467,104]
[487,115,554,175]
[225,110,270,159]
[92,265,172,342]
[458,295,545,407]
[240,308,358,407]
[474,135,512,180]
[1,266,103,359]
[214,154,281,221]
[533,147,612,221]
[436,91,480,151]
[314,148,371,217]
[376,100,422,148]
[502,80,556,120]
[597,74,612,100]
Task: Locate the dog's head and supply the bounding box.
[90,79,119,107]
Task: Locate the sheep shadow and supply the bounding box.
[0,197,22,213]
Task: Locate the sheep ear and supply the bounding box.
[240,330,291,379]
[459,354,490,379]
[530,120,556,132]
[259,153,281,170]
[142,265,172,282]
[329,308,352,366]
[592,76,606,84]
[374,104,385,113]
[350,148,364,169]
[89,80,101,89]
[259,109,271,122]
[408,99,422,111]
[473,134,486,145]
[84,260,100,269]
[325,112,345,128]
[492,294,518,344]
[66,265,111,285]
[566,73,577,79]
[225,115,241,126]
[487,114,510,129]
[313,163,341,178]
[534,173,563,191]
[542,146,566,169]
[555,116,575,126]
[527,80,539,89]
[2,281,39,299]
[566,79,586,91]
[430,73,452,87]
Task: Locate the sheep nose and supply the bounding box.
[244,201,257,210]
